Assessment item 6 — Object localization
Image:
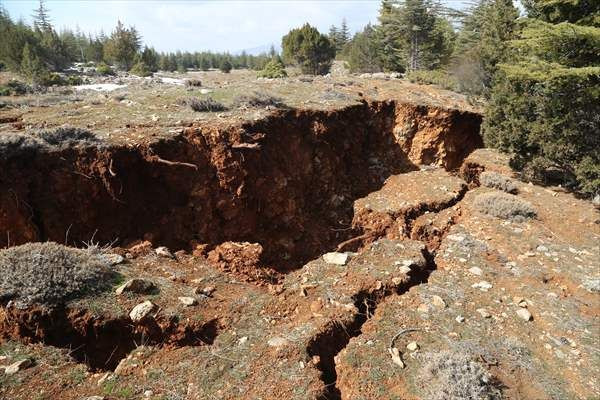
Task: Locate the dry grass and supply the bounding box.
[480,171,518,194]
[33,126,98,147]
[0,242,116,307]
[473,191,536,221]
[232,91,286,108]
[418,350,502,400]
[179,96,226,112]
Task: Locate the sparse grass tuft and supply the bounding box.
[418,350,501,400]
[232,91,286,108]
[0,242,117,307]
[480,171,518,193]
[473,191,536,221]
[179,96,226,112]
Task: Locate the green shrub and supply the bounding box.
[7,80,29,95]
[96,62,115,76]
[406,69,457,91]
[0,86,10,96]
[219,60,232,73]
[185,78,202,87]
[130,61,152,77]
[258,58,287,78]
[483,63,600,193]
[39,72,66,86]
[66,75,84,85]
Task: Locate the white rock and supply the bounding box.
[472,281,493,291]
[3,358,32,374]
[398,265,412,274]
[431,295,446,309]
[406,341,419,351]
[468,267,483,276]
[455,315,465,323]
[101,253,125,266]
[476,308,491,318]
[516,308,532,321]
[178,296,197,306]
[143,390,153,397]
[115,278,155,295]
[322,252,350,266]
[388,347,405,368]
[83,397,105,400]
[200,88,213,94]
[238,336,248,345]
[155,246,174,258]
[129,301,157,323]
[267,336,289,347]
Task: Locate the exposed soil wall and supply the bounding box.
[0,100,481,270]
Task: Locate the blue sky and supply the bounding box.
[2,0,470,53]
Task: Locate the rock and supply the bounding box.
[455,315,465,323]
[476,308,491,318]
[115,278,155,295]
[267,336,289,347]
[417,303,430,313]
[468,266,483,276]
[101,253,125,266]
[200,89,213,94]
[129,301,157,323]
[406,341,419,351]
[516,308,533,321]
[592,194,600,210]
[155,246,175,258]
[194,286,215,296]
[582,278,600,293]
[388,347,405,368]
[322,252,350,265]
[310,300,323,312]
[472,281,493,291]
[3,358,32,374]
[238,336,248,345]
[178,296,197,306]
[144,390,153,397]
[82,397,105,400]
[431,295,446,308]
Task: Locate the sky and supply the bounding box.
[2,0,470,54]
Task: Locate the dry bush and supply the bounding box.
[34,126,98,147]
[480,171,518,193]
[418,350,502,400]
[232,91,285,108]
[0,133,45,160]
[473,191,536,221]
[185,79,202,87]
[179,96,226,112]
[0,242,116,307]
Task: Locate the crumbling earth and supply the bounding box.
[0,78,598,400]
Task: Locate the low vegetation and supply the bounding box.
[185,78,202,87]
[34,126,98,146]
[418,350,501,400]
[232,91,285,108]
[179,96,226,112]
[480,171,518,193]
[473,191,537,221]
[406,69,457,91]
[0,242,115,307]
[257,57,287,78]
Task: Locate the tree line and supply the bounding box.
[0,0,276,82]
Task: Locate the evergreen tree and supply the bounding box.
[282,23,336,75]
[376,0,404,71]
[346,24,382,73]
[20,41,46,83]
[340,18,350,44]
[141,46,159,72]
[200,57,211,71]
[32,0,51,32]
[104,20,141,70]
[220,59,232,73]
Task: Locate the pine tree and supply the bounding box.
[346,24,382,73]
[376,0,404,71]
[340,18,350,45]
[20,41,46,83]
[32,0,51,32]
[104,20,141,70]
[282,23,336,75]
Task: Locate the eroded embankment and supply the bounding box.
[0,100,482,271]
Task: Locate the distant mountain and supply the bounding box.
[234,43,281,56]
